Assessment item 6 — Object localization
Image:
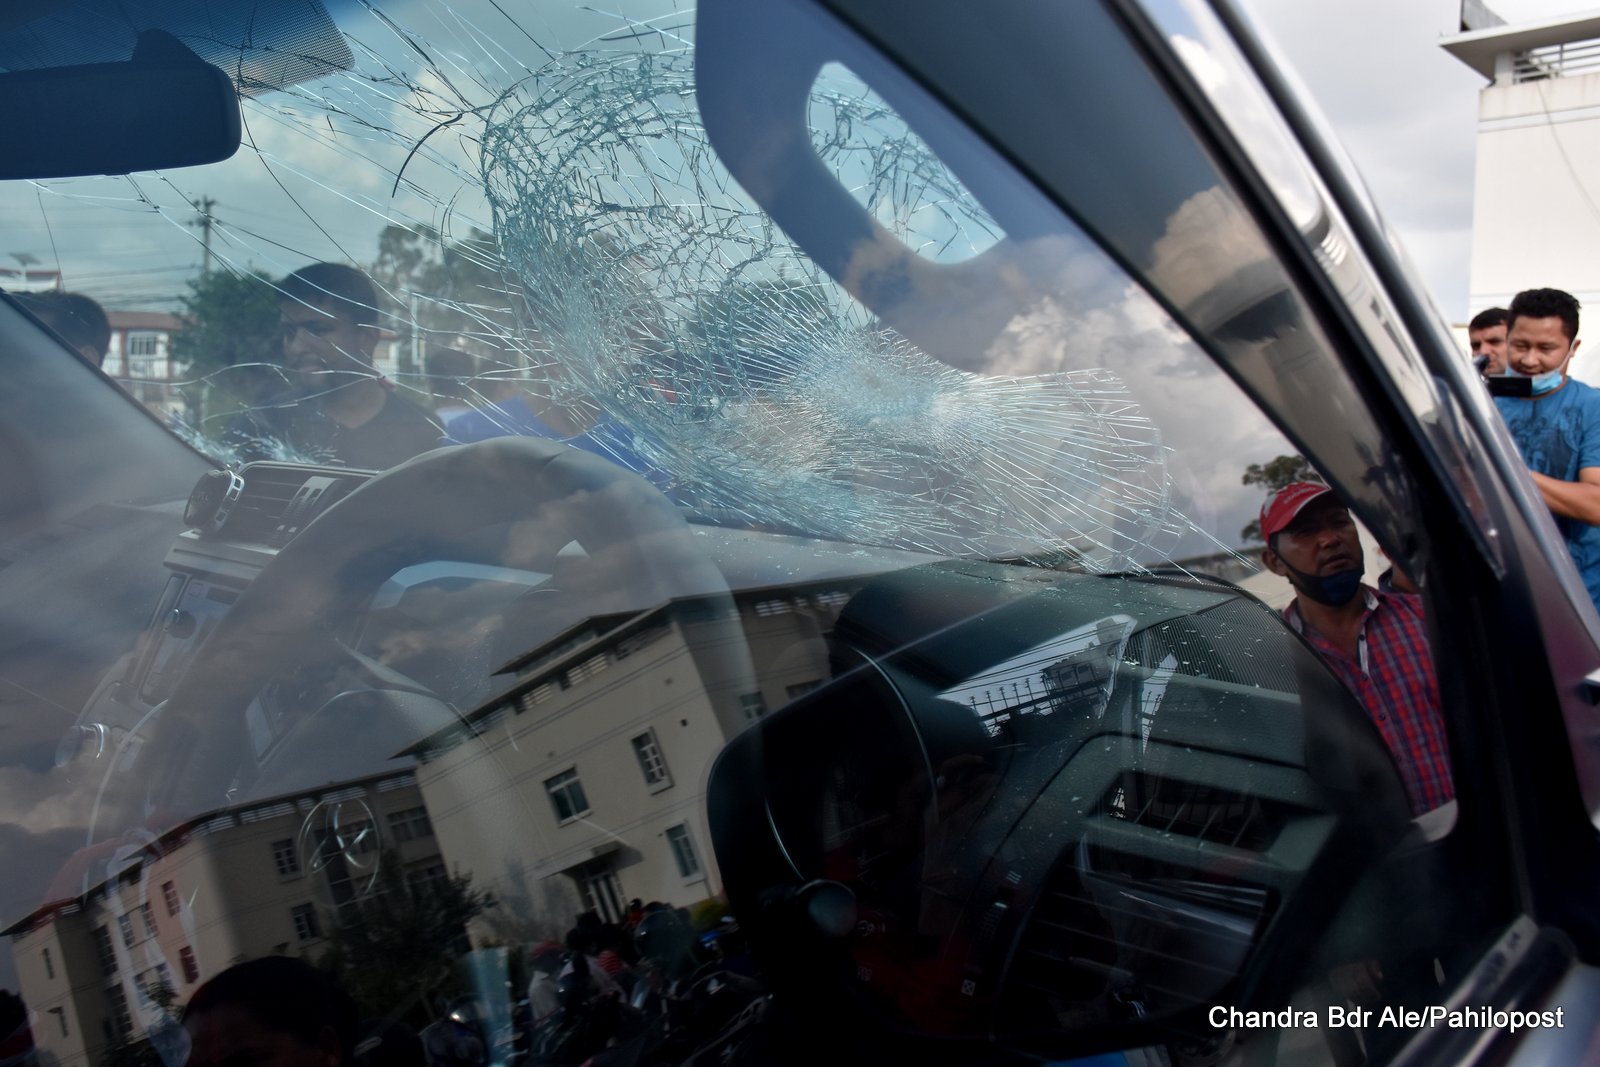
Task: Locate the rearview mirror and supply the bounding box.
[0,30,240,180]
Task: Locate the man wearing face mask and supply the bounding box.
[1260,482,1453,815]
[1495,287,1600,611]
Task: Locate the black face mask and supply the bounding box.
[1280,558,1363,607]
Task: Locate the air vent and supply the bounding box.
[1102,773,1287,852]
[217,463,366,546]
[1001,848,1271,1027]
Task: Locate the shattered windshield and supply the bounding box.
[2,0,1289,570]
[0,2,1459,1065]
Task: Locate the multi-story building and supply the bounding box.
[102,312,185,419]
[405,578,860,940]
[5,562,896,1065]
[4,772,441,1067]
[1443,5,1600,316]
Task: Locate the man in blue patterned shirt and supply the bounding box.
[1494,288,1600,612]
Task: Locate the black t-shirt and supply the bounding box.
[222,390,441,470]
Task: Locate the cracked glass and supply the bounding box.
[0,1,1473,1065]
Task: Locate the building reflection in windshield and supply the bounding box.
[7,575,864,1067]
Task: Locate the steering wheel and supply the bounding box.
[118,436,741,822]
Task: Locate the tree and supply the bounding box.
[1239,453,1322,544]
[168,270,284,427]
[318,852,493,1018]
[170,270,282,379]
[370,224,518,374]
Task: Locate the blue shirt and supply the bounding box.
[443,394,672,491]
[1497,378,1600,609]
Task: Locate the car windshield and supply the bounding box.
[0,2,1471,1065]
[5,0,1293,570]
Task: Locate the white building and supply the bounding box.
[5,772,443,1067]
[1444,6,1600,321]
[404,579,858,941]
[103,311,186,419]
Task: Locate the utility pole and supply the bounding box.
[191,197,217,277]
[408,289,422,374]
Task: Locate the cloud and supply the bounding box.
[1243,0,1484,318]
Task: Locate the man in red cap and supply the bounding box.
[1260,482,1453,815]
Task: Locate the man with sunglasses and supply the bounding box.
[226,263,440,469]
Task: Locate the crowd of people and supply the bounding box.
[176,903,748,1067]
[14,261,663,481]
[1254,285,1600,824]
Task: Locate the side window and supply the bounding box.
[696,1,1495,1062]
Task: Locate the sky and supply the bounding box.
[1244,0,1593,323]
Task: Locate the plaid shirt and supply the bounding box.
[1285,587,1454,815]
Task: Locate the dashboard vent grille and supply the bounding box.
[1003,849,1270,1024]
[218,463,366,546]
[1103,774,1286,852]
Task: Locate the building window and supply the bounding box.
[291,904,322,942]
[786,680,822,700]
[162,880,181,916]
[388,806,434,842]
[408,862,448,897]
[126,332,159,357]
[179,946,200,984]
[140,902,158,939]
[93,925,117,976]
[666,823,701,879]
[272,838,301,876]
[49,1006,67,1038]
[544,769,590,823]
[117,913,135,948]
[563,652,610,688]
[738,692,766,721]
[519,682,556,712]
[631,731,670,788]
[105,984,132,1039]
[42,947,54,980]
[125,350,169,382]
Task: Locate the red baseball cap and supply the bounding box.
[1259,481,1335,542]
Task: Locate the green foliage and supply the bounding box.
[170,270,281,379]
[370,225,517,374]
[168,270,285,427]
[1239,453,1323,544]
[318,851,493,1018]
